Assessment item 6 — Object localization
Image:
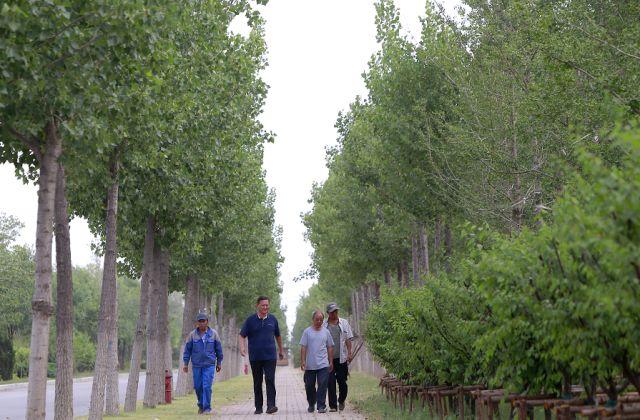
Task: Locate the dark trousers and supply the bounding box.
[250,359,277,410]
[328,358,349,409]
[304,367,330,410]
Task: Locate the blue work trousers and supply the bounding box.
[304,367,330,410]
[192,366,215,411]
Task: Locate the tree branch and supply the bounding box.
[6,126,43,162]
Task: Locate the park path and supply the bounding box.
[212,366,366,419]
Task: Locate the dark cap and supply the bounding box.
[196,313,208,321]
[326,303,340,313]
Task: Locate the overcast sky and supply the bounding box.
[0,0,459,332]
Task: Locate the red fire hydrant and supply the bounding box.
[164,370,172,404]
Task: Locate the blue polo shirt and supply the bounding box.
[240,313,280,362]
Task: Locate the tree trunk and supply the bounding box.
[89,147,121,420]
[176,273,198,397]
[444,222,453,272]
[510,98,523,232]
[383,270,392,288]
[217,292,224,333]
[105,330,119,415]
[419,223,429,276]
[143,240,163,407]
[396,263,403,288]
[401,260,409,288]
[54,162,73,420]
[124,216,155,411]
[157,251,170,405]
[411,235,420,286]
[26,118,62,420]
[532,136,544,228]
[434,219,441,270]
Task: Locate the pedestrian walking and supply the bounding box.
[182,312,223,415]
[323,302,354,412]
[300,309,334,414]
[239,296,285,415]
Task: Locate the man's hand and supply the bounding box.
[347,352,353,363]
[216,365,222,373]
[182,365,188,373]
[300,362,305,371]
[240,348,246,357]
[329,362,334,372]
[278,351,284,360]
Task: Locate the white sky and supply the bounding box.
[0,0,459,332]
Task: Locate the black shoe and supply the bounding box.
[329,407,337,412]
[254,408,263,414]
[339,402,345,411]
[308,406,315,413]
[198,408,204,414]
[266,406,278,414]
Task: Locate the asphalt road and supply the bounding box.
[0,372,148,420]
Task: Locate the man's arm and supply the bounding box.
[238,334,247,357]
[328,345,334,372]
[215,334,224,372]
[276,335,284,360]
[346,336,353,363]
[343,319,354,362]
[300,345,306,371]
[182,335,192,372]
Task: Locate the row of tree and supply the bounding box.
[0,222,186,379]
[299,0,639,400]
[1,1,285,419]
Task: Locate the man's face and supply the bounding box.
[312,312,324,328]
[197,319,208,330]
[257,299,270,316]
[328,310,338,321]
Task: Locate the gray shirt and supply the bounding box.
[299,327,335,370]
[327,323,341,358]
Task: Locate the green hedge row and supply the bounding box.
[366,124,640,400]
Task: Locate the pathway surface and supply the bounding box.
[213,366,366,419]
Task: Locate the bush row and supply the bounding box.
[365,125,640,400]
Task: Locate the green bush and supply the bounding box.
[14,346,29,378]
[365,124,640,398]
[74,331,96,372]
[0,334,14,380]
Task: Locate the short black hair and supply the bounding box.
[256,295,270,304]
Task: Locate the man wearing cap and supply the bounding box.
[183,312,223,415]
[323,302,354,412]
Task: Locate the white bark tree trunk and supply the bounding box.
[54,162,73,420]
[421,223,430,275]
[411,235,420,286]
[176,273,198,396]
[143,241,163,407]
[89,147,121,420]
[26,118,62,420]
[124,216,155,411]
[156,251,170,405]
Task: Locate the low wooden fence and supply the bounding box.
[377,376,640,419]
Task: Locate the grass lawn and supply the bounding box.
[76,374,253,420]
[349,371,443,420]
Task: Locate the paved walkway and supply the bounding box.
[213,366,365,419]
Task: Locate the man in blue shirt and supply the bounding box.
[239,296,285,415]
[183,313,223,415]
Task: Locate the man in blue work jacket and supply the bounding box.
[183,312,223,415]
